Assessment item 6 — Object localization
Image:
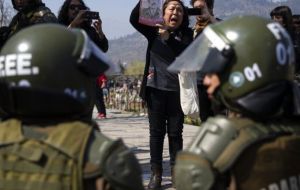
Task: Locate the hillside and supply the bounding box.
[215,0,299,18]
[107,0,300,65]
[107,32,147,64]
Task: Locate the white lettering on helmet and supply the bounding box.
[280,179,290,190]
[0,56,4,76]
[17,53,32,75]
[276,43,288,65]
[267,22,290,40]
[267,22,295,66]
[289,176,299,190]
[64,88,87,100]
[243,63,262,82]
[18,80,31,87]
[269,183,280,190]
[261,174,300,190]
[0,53,38,77]
[5,54,17,76]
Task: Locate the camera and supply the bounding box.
[187,8,202,16]
[84,11,100,20]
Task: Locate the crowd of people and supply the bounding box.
[0,0,299,190]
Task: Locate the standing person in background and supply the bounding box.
[58,0,109,119]
[96,73,107,119]
[190,0,219,121]
[293,14,300,77]
[270,6,294,40]
[270,6,298,77]
[0,0,57,49]
[130,0,193,189]
[293,15,300,40]
[190,0,217,38]
[57,0,108,52]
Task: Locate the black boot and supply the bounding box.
[147,165,162,190]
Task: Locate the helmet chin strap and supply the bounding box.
[210,87,229,114]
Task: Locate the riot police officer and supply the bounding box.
[169,15,300,190]
[0,24,144,190]
[0,0,57,49]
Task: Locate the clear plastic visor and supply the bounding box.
[74,29,120,76]
[168,27,231,74]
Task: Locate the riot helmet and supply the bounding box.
[0,24,115,121]
[169,15,295,117]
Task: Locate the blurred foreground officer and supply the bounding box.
[0,24,144,190]
[169,16,300,190]
[0,0,57,48]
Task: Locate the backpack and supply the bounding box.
[0,119,92,190]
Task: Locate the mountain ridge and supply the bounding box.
[107,0,300,65]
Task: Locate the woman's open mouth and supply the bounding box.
[170,17,178,25]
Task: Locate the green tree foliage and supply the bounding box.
[124,61,145,75]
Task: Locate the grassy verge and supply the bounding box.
[184,116,201,126]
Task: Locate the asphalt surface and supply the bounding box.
[93,108,200,190]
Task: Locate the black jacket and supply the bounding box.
[130,2,193,100]
[82,24,108,53]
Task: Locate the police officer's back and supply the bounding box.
[0,24,144,190]
[169,16,300,190]
[0,0,57,49]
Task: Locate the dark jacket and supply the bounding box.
[6,3,57,43]
[130,2,193,100]
[82,23,108,52]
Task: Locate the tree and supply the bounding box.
[124,61,145,76]
[0,0,14,27]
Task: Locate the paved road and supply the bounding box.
[93,109,200,190]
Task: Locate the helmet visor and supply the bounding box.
[75,30,120,76]
[168,26,232,74]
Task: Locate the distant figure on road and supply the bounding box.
[96,74,108,119]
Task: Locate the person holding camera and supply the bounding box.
[58,0,108,52]
[189,0,222,122]
[58,0,109,120]
[190,0,218,38]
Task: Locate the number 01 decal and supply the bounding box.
[244,63,262,82]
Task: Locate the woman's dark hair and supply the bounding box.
[57,0,88,25]
[270,6,293,37]
[293,15,300,24]
[12,0,43,10]
[162,0,189,31]
[189,0,214,10]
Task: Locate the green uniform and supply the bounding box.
[169,16,300,190]
[0,24,143,190]
[0,119,144,190]
[175,116,300,190]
